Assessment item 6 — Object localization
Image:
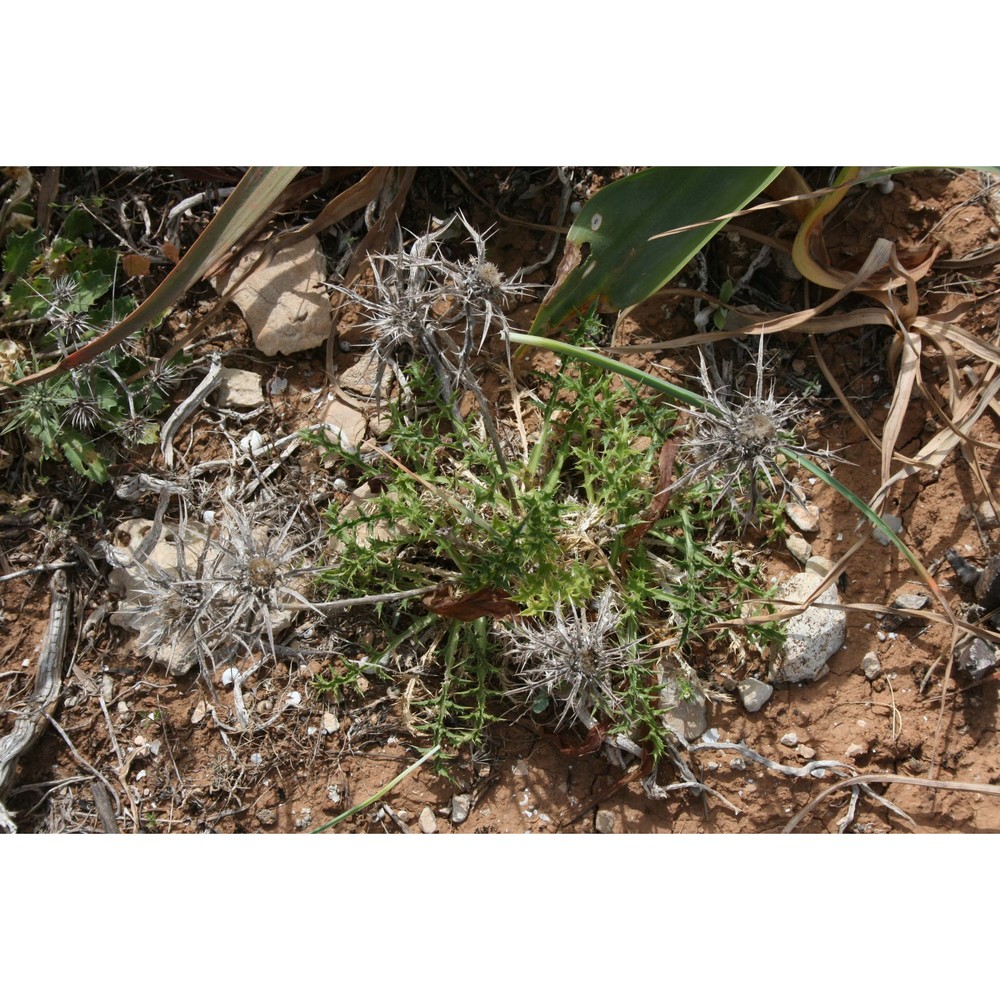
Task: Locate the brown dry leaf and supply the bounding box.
[161,241,181,263]
[122,253,151,278]
[422,585,520,621]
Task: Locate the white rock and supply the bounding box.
[418,806,438,834]
[785,532,812,564]
[321,711,339,734]
[737,677,774,712]
[451,794,472,825]
[191,700,207,724]
[786,499,820,533]
[214,235,333,357]
[780,732,799,748]
[862,651,882,680]
[595,810,616,834]
[768,569,846,684]
[215,368,265,408]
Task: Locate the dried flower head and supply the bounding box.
[676,340,835,518]
[118,492,323,678]
[496,589,636,728]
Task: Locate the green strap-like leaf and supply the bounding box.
[532,166,782,334]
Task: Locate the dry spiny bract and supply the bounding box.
[496,589,637,729]
[115,492,323,678]
[330,212,531,392]
[676,340,835,518]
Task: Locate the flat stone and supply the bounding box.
[451,794,471,825]
[862,651,882,680]
[659,656,709,741]
[737,677,774,713]
[337,349,392,399]
[779,732,799,748]
[889,591,929,617]
[786,500,820,533]
[845,743,867,759]
[805,555,835,578]
[215,235,333,357]
[768,569,846,684]
[797,745,817,760]
[786,532,812,564]
[320,398,369,454]
[873,514,903,546]
[214,368,264,408]
[595,810,616,834]
[418,806,438,834]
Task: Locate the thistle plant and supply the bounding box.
[329,214,531,476]
[674,339,836,519]
[1,215,185,483]
[495,589,639,729]
[114,490,324,679]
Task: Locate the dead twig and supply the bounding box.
[0,570,71,833]
[782,772,1000,833]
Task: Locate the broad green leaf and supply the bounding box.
[531,167,782,333]
[60,428,108,482]
[3,227,43,278]
[61,207,93,241]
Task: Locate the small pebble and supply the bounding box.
[321,711,339,734]
[451,794,472,825]
[786,500,820,533]
[960,500,999,528]
[780,732,799,748]
[797,745,817,760]
[889,592,929,617]
[595,810,616,834]
[862,651,882,681]
[737,677,774,713]
[418,806,438,834]
[257,808,276,826]
[785,532,812,564]
[730,758,747,772]
[190,700,207,725]
[845,743,867,759]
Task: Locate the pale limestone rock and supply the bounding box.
[216,235,333,356]
[215,368,265,408]
[768,566,846,684]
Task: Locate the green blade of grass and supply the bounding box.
[311,743,441,833]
